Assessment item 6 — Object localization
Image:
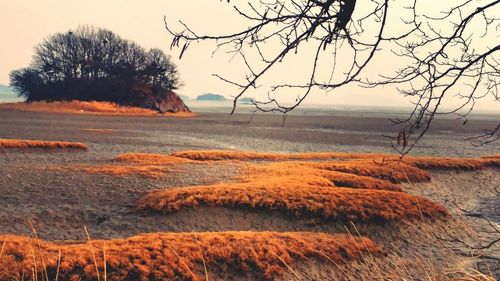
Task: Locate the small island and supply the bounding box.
[196,93,227,101]
[9,26,190,114]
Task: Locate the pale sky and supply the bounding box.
[0,0,498,111]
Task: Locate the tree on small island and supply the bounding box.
[10,26,189,113]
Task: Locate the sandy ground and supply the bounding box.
[0,108,498,279]
[404,170,499,277]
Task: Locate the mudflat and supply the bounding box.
[0,108,498,237]
[0,107,498,280]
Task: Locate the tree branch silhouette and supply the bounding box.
[166,0,500,154]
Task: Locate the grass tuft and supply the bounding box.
[0,232,381,281]
[300,160,431,183]
[137,176,449,222]
[82,153,196,177]
[243,161,405,191]
[115,153,194,165]
[171,150,363,161]
[0,101,195,117]
[172,150,499,171]
[0,139,87,150]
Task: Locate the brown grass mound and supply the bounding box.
[318,170,404,191]
[81,165,178,177]
[171,150,499,171]
[482,155,499,159]
[86,150,496,185]
[244,162,404,192]
[0,139,87,150]
[138,177,448,222]
[0,101,195,117]
[302,160,431,183]
[84,152,410,191]
[115,153,195,165]
[405,156,500,170]
[0,232,381,281]
[107,152,407,191]
[82,153,196,177]
[171,150,359,161]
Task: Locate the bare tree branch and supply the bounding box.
[165,0,500,154]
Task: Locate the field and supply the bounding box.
[0,107,498,280]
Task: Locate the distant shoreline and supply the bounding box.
[183,100,500,120]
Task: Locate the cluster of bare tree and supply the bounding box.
[167,0,500,153]
[10,26,180,106]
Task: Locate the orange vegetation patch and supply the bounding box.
[84,149,493,197]
[115,153,195,165]
[138,176,448,222]
[85,152,405,191]
[171,150,499,171]
[301,160,431,183]
[0,139,87,150]
[0,232,381,281]
[243,162,404,192]
[171,150,355,161]
[163,111,196,117]
[482,155,500,159]
[171,150,430,187]
[0,101,195,117]
[82,153,196,177]
[81,165,178,178]
[404,156,500,170]
[170,150,417,162]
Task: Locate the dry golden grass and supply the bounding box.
[171,150,500,185]
[171,150,362,161]
[317,169,404,191]
[162,111,196,117]
[0,232,381,281]
[240,159,428,185]
[85,150,458,224]
[482,155,499,159]
[0,101,156,115]
[172,150,499,171]
[171,150,434,162]
[243,162,404,192]
[404,156,499,170]
[81,165,178,177]
[84,152,405,191]
[84,151,497,185]
[301,159,432,183]
[138,176,448,222]
[115,153,195,165]
[0,101,195,117]
[0,138,87,150]
[82,153,196,177]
